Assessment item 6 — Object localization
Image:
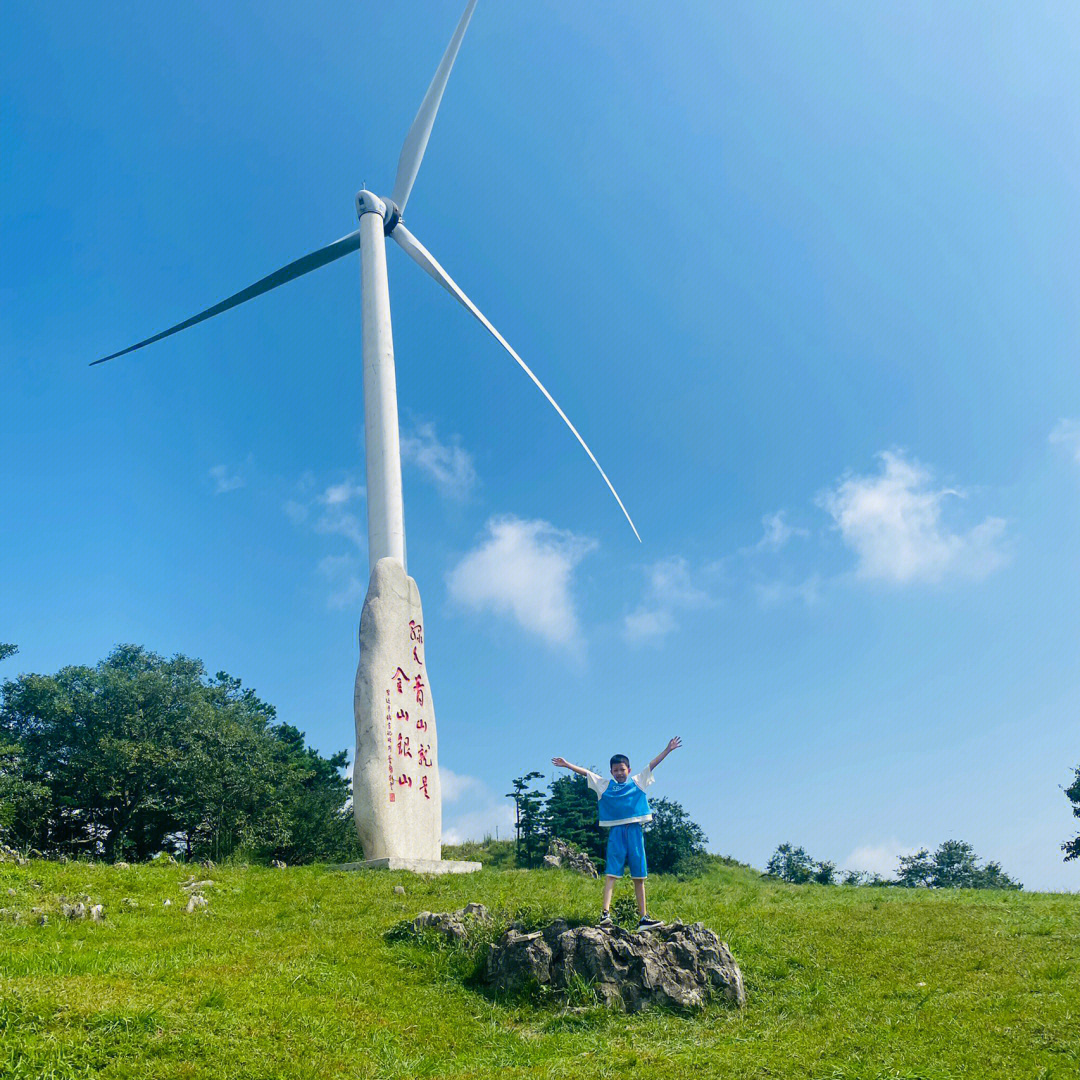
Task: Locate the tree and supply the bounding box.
[644,797,708,874]
[766,843,817,884]
[0,644,17,663]
[1063,766,1080,862]
[897,841,1021,890]
[545,772,604,863]
[896,849,935,888]
[505,771,546,868]
[0,645,355,862]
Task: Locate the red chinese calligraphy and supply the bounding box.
[413,675,425,706]
[413,646,423,666]
[397,733,412,758]
[420,775,430,800]
[417,744,432,768]
[391,667,409,693]
[415,716,428,732]
[396,708,409,724]
[410,620,423,644]
[396,773,412,788]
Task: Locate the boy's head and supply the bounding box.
[609,754,630,782]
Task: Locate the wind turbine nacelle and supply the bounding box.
[356,190,400,235]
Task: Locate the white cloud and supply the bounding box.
[818,450,1007,584]
[284,472,369,606]
[756,510,808,552]
[314,509,366,551]
[285,474,368,553]
[439,769,517,845]
[321,479,366,506]
[318,554,366,610]
[1050,418,1080,465]
[440,767,481,805]
[447,516,596,647]
[622,556,711,646]
[623,607,678,644]
[401,422,477,501]
[209,464,245,494]
[755,575,821,608]
[842,840,920,878]
[283,498,308,524]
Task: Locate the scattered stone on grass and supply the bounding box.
[484,920,745,1013]
[115,861,131,869]
[90,904,105,922]
[407,903,490,943]
[542,838,599,878]
[7,888,16,897]
[163,899,172,907]
[185,894,209,914]
[122,897,138,908]
[271,860,287,869]
[0,843,29,866]
[180,878,215,892]
[62,902,87,921]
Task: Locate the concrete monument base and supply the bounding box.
[335,858,481,875]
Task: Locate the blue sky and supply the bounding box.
[3,1,1078,889]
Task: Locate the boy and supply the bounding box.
[551,736,681,929]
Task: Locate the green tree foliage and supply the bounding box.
[0,644,17,663]
[544,773,604,863]
[896,841,1021,890]
[505,771,547,868]
[0,645,360,863]
[766,843,837,885]
[643,797,708,874]
[504,770,709,874]
[1063,766,1080,862]
[768,842,842,885]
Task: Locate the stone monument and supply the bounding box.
[348,558,479,874]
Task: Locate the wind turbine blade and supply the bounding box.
[390,0,477,213]
[392,223,641,542]
[92,228,364,365]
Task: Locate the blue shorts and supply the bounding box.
[604,822,648,878]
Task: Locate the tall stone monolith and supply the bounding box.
[352,559,478,874]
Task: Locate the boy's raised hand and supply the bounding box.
[551,756,571,769]
[666,736,682,754]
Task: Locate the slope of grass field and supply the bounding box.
[0,854,1077,1079]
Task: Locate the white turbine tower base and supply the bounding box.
[91,0,640,873]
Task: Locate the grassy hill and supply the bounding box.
[0,854,1077,1079]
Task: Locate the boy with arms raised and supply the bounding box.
[552,736,681,928]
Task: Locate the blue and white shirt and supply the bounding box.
[585,766,655,827]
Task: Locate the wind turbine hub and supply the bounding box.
[355,190,401,235]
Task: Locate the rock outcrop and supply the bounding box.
[407,902,490,943]
[542,838,599,878]
[484,919,745,1012]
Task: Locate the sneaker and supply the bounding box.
[597,911,613,928]
[637,914,663,929]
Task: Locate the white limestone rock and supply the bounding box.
[353,558,441,863]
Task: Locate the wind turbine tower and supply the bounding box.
[93,1,638,871]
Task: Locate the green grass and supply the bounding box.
[0,858,1077,1079]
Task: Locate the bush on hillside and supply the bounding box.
[766,843,836,885]
[1063,765,1080,862]
[643,797,709,875]
[896,841,1021,890]
[0,645,362,864]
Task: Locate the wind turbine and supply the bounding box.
[94,0,639,869]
